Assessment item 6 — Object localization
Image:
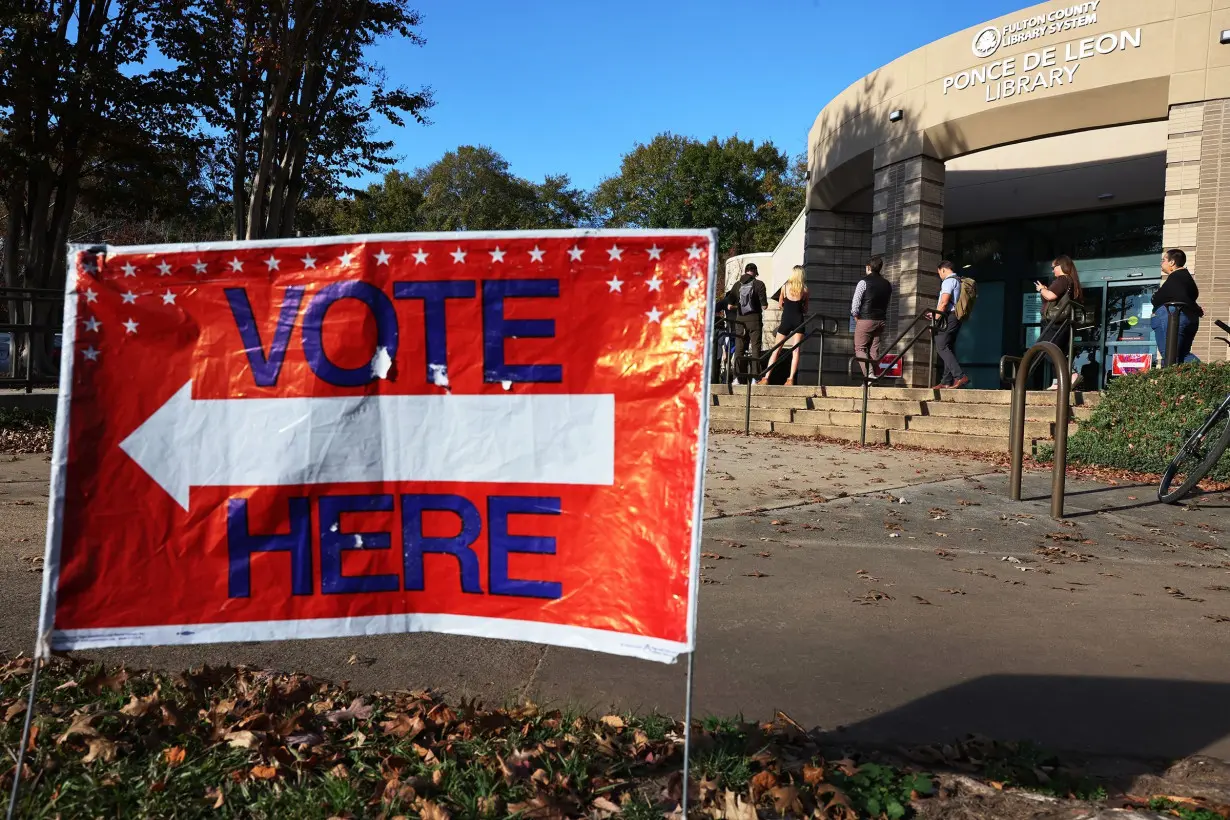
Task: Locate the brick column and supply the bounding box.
[1165,101,1230,362]
[872,154,945,386]
[801,210,872,384]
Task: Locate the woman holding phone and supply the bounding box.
[1033,255,1084,390]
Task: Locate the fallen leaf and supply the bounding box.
[205,786,225,809]
[507,796,567,819]
[380,713,425,739]
[249,764,278,780]
[163,746,186,767]
[120,694,160,718]
[1205,615,1230,623]
[913,596,933,605]
[715,789,758,820]
[743,570,769,578]
[326,697,374,724]
[225,730,262,749]
[4,701,25,722]
[803,762,826,786]
[25,724,38,752]
[600,714,625,729]
[750,769,778,799]
[701,552,729,560]
[82,737,117,764]
[83,668,129,695]
[329,763,349,779]
[769,785,804,815]
[755,551,771,558]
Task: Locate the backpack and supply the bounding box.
[954,276,977,321]
[738,281,757,315]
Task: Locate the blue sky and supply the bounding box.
[370,0,1027,190]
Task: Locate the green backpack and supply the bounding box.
[955,276,978,321]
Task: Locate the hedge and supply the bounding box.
[1062,361,1230,481]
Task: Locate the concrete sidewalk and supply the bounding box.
[4,434,1230,762]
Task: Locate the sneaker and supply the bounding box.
[1048,379,1059,391]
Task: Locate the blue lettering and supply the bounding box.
[402,494,483,593]
[225,286,304,387]
[487,496,562,600]
[227,497,313,598]
[302,281,399,387]
[481,280,562,383]
[393,281,476,385]
[319,494,399,595]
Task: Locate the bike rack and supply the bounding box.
[848,311,939,446]
[739,314,842,435]
[1005,341,1071,519]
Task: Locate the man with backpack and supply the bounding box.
[724,262,768,383]
[930,260,974,389]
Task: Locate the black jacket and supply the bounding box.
[1152,268,1202,319]
[724,274,768,315]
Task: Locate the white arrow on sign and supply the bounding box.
[120,381,616,510]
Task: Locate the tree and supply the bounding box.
[319,145,592,234]
[593,134,805,259]
[158,0,435,240]
[0,0,199,374]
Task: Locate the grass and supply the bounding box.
[4,658,1227,819]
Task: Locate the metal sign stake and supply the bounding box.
[5,655,42,820]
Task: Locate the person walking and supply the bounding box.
[1034,255,1085,389]
[761,265,810,385]
[931,260,969,389]
[851,255,892,376]
[1151,248,1202,366]
[726,262,768,384]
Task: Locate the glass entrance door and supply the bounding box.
[1102,282,1157,386]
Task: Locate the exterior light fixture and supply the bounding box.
[889,109,904,122]
[1221,29,1230,44]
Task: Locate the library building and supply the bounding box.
[742,0,1230,389]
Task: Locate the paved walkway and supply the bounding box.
[5,435,1230,761]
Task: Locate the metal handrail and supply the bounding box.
[847,310,941,446]
[0,287,63,393]
[738,313,843,435]
[1008,341,1071,519]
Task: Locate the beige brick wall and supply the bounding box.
[802,210,872,384]
[1166,100,1230,362]
[871,154,946,386]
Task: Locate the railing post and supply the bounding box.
[860,376,870,447]
[23,323,34,394]
[817,330,825,388]
[744,362,753,435]
[927,323,935,389]
[1009,341,1068,518]
[1165,306,1181,368]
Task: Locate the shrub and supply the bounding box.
[1063,361,1230,481]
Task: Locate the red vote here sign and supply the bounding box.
[39,231,715,664]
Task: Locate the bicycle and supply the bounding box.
[1158,319,1230,504]
[712,316,746,394]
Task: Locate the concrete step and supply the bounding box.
[811,397,924,415]
[773,422,889,444]
[819,386,938,401]
[713,394,810,409]
[906,415,1062,439]
[921,401,1094,422]
[794,410,909,430]
[709,406,795,423]
[709,384,817,397]
[711,418,772,434]
[888,429,1016,454]
[936,388,1100,407]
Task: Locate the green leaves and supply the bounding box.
[1064,362,1230,482]
[593,134,805,260]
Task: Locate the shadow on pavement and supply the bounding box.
[826,674,1230,761]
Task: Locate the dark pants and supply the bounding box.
[854,319,886,376]
[735,313,762,380]
[934,314,965,385]
[1152,308,1199,366]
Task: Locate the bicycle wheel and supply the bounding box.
[1159,406,1230,503]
